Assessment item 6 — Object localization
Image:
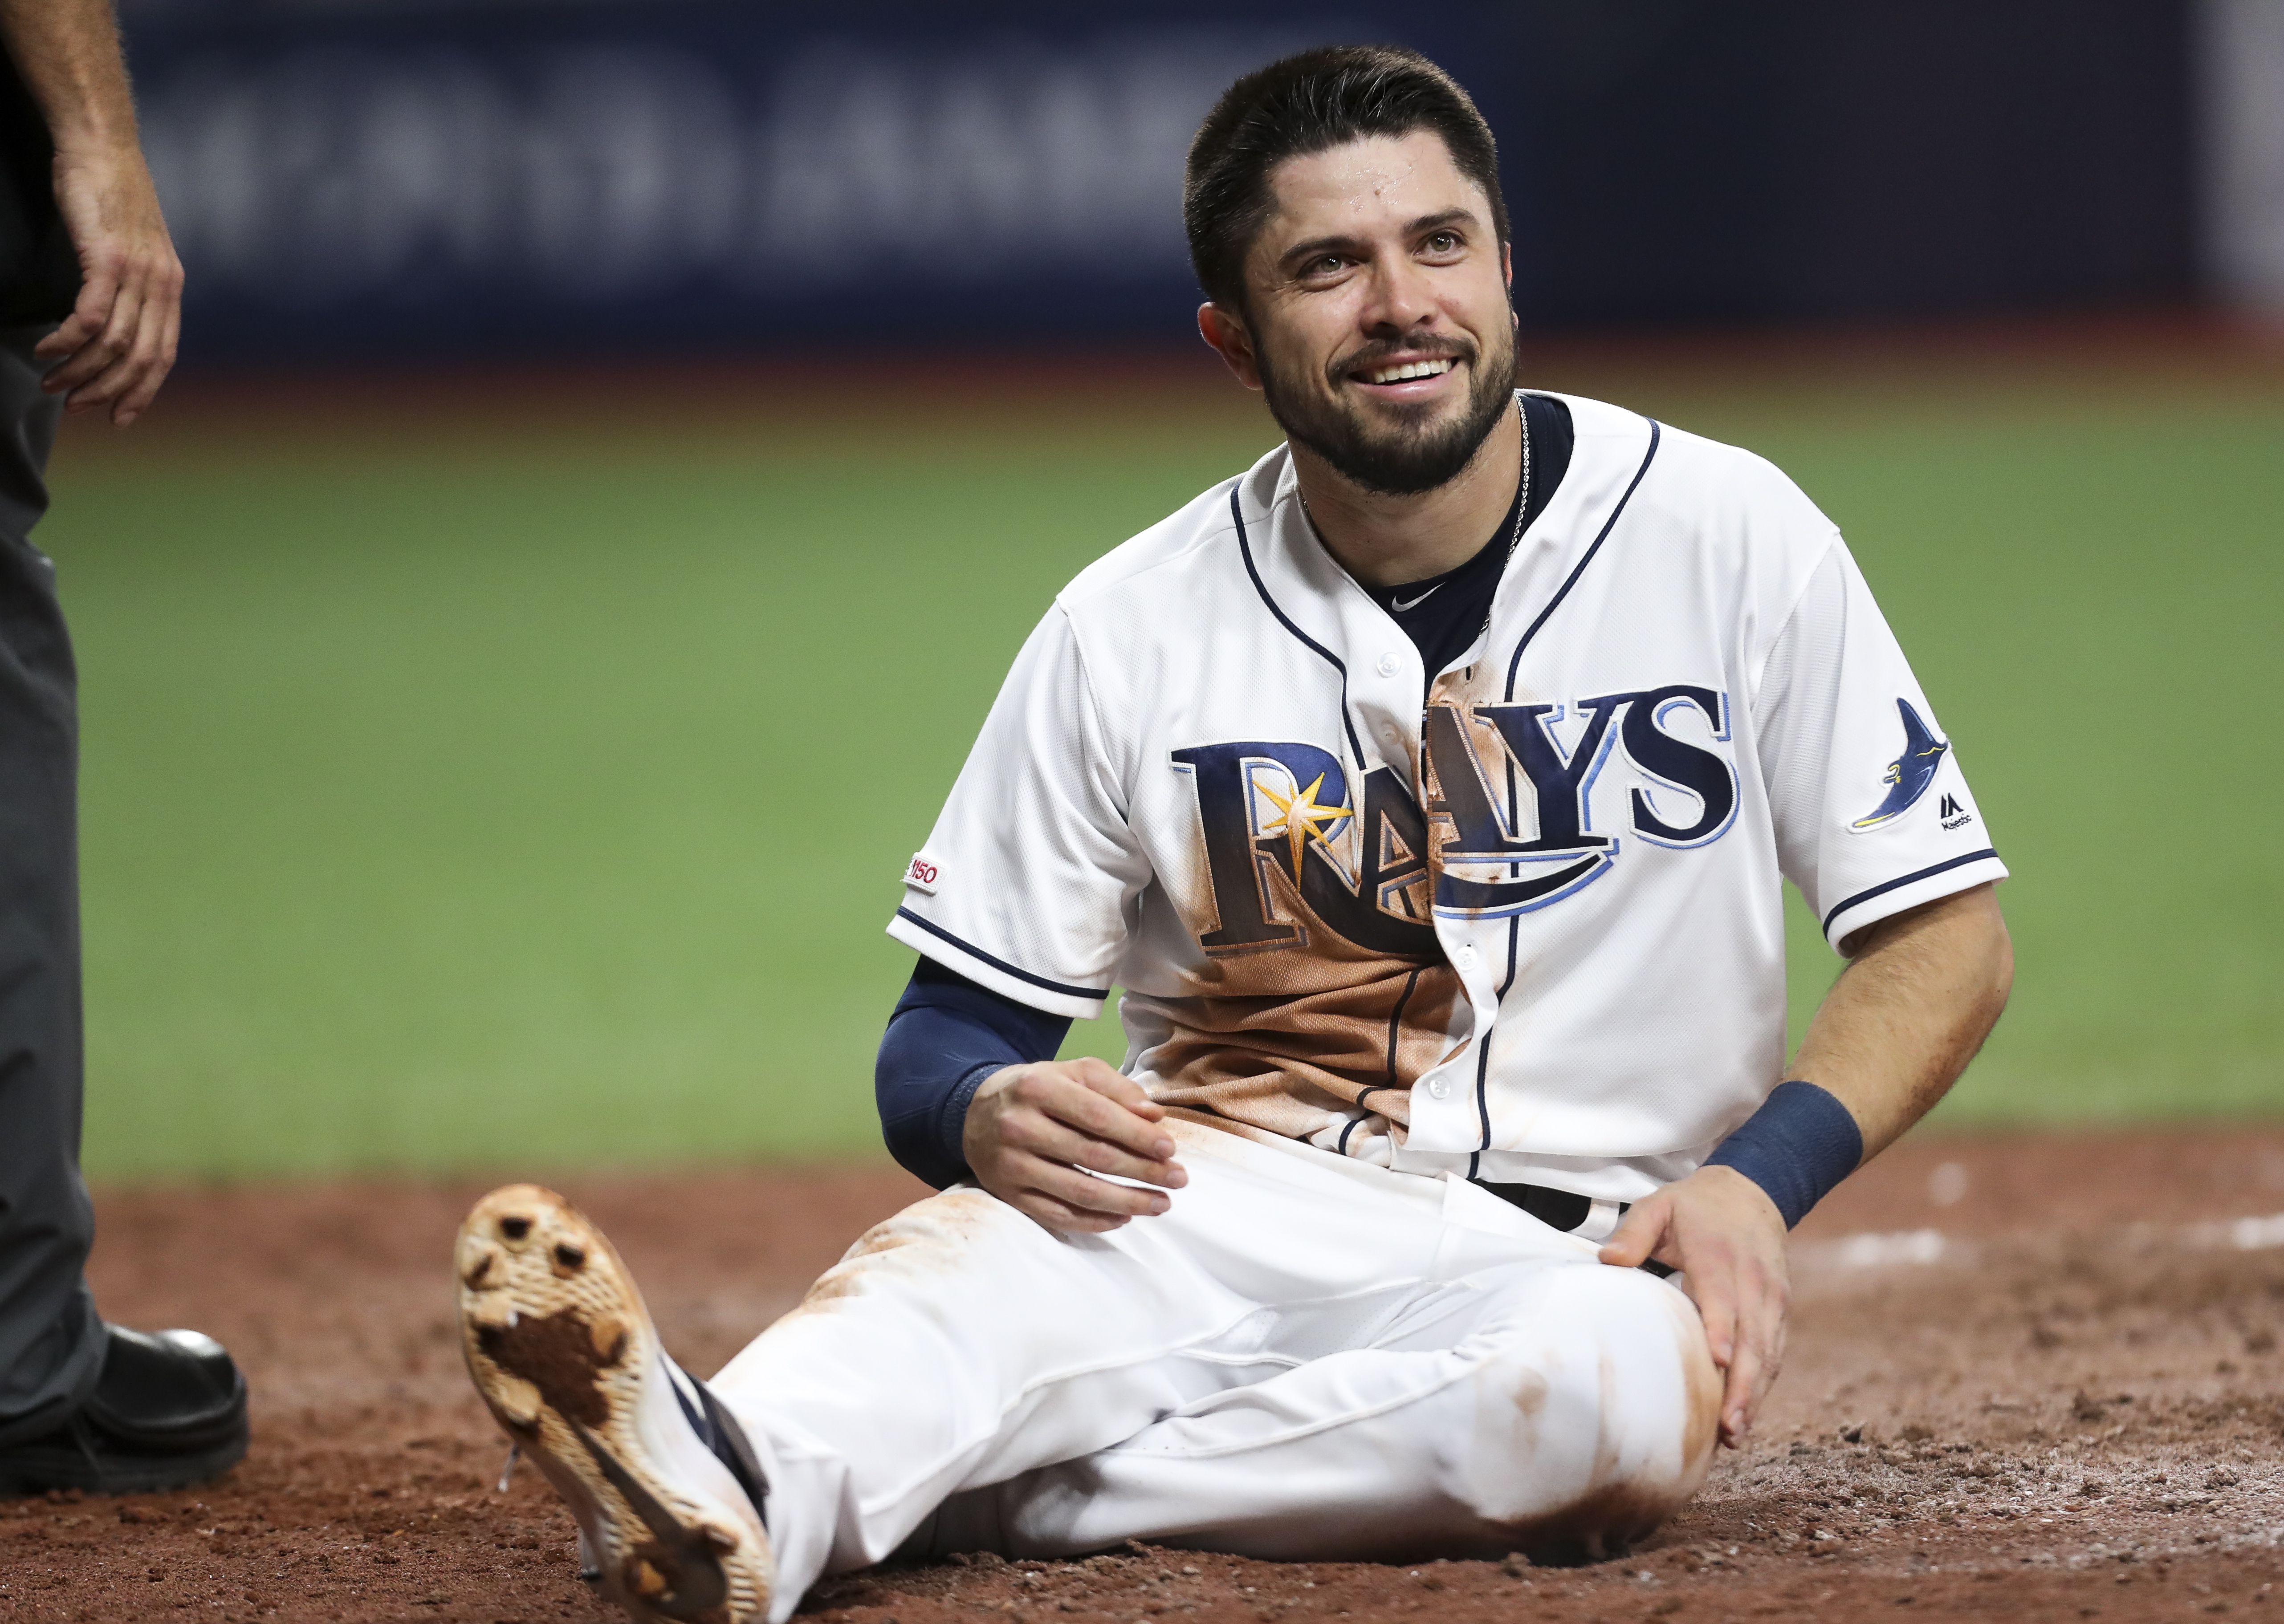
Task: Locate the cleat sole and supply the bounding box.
[456,1185,771,1624]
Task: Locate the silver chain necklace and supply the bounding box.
[1483,389,1532,642]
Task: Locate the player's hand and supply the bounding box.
[963,1058,1187,1236]
[35,136,183,427]
[1598,1165,1788,1449]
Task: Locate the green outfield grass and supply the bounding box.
[40,368,2284,1180]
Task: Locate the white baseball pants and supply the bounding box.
[709,1119,1719,1622]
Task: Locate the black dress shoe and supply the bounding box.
[0,1324,248,1495]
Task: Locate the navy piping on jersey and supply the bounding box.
[892,907,1104,1003]
[1476,418,1664,1153]
[1472,907,1523,1154]
[1820,849,2001,935]
[1229,484,1369,770]
[1501,420,1663,703]
[1383,967,1422,1083]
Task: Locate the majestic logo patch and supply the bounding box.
[1851,698,1950,831]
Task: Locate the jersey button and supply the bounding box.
[1454,944,1479,969]
[1376,652,1400,677]
[1426,1077,1450,1100]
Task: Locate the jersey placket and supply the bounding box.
[1403,411,1662,1167]
[1269,483,1502,1162]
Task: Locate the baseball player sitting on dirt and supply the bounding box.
[454,45,2012,1624]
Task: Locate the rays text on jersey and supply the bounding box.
[1171,685,1737,958]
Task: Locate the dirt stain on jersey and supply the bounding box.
[1141,931,1465,1145]
[1147,677,1538,1150]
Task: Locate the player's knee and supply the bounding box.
[778,1186,1034,1320]
[1459,1266,1719,1554]
[1557,1266,1718,1472]
[839,1186,1025,1266]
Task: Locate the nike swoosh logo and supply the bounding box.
[1391,584,1442,612]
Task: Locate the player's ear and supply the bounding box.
[1501,240,1513,292]
[1197,303,1264,392]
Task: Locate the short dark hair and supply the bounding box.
[1183,45,1509,314]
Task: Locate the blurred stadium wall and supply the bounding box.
[2206,0,2284,312]
[114,0,2284,367]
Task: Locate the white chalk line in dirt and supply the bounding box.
[2181,1213,2284,1251]
[1793,1213,2284,1275]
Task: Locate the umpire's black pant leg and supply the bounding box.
[0,325,103,1447]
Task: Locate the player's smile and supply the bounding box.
[1341,346,1470,407]
[1362,357,1453,386]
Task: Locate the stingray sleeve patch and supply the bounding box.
[903,852,941,894]
[1849,698,1949,832]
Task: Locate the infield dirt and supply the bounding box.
[4,1125,2283,1623]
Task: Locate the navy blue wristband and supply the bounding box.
[1702,1080,1863,1229]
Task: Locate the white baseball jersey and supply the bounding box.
[888,392,2006,1201]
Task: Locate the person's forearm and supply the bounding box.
[875,960,1074,1189]
[1791,882,2013,1161]
[0,0,138,151]
[4,0,180,426]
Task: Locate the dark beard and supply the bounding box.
[1256,328,1519,497]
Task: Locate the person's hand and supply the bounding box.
[1598,1165,1788,1447]
[34,138,182,426]
[963,1058,1187,1235]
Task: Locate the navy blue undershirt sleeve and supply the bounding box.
[1702,1080,1865,1228]
[875,958,1074,1189]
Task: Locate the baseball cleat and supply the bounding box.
[456,1185,773,1624]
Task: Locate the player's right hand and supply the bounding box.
[962,1058,1188,1235]
[36,136,183,427]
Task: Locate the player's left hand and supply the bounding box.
[1596,1165,1788,1449]
[35,136,183,427]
